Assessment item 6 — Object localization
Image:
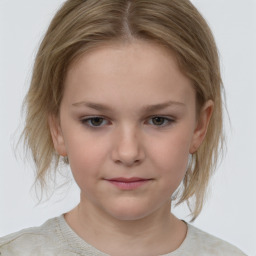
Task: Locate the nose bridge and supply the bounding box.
[112,123,144,166]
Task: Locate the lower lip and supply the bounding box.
[107,180,151,190]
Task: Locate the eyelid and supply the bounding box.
[79,115,176,128]
[80,116,111,127]
[146,115,176,127]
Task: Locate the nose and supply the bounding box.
[111,126,145,167]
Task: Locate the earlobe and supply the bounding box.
[189,100,214,154]
[48,115,67,156]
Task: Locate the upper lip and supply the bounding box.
[106,177,152,183]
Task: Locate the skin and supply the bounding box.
[49,40,213,256]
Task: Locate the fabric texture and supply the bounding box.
[0,215,246,256]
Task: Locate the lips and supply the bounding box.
[108,177,150,182]
[105,177,152,190]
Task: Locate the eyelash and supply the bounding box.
[80,116,175,128]
[80,116,109,127]
[148,116,175,127]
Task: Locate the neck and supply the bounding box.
[65,196,187,256]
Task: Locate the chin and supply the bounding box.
[104,201,161,222]
[109,210,151,221]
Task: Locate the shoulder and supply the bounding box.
[0,217,69,256]
[180,223,247,256]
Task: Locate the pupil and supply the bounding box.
[153,117,164,125]
[91,117,103,126]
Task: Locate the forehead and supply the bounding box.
[68,40,181,81]
[62,40,195,109]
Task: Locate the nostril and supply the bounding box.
[111,130,145,166]
[114,158,141,167]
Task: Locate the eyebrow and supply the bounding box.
[142,101,185,112]
[72,100,185,112]
[72,101,112,111]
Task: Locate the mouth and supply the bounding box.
[104,177,153,190]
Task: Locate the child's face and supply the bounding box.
[50,40,212,221]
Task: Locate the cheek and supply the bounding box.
[151,141,190,197]
[64,133,110,186]
[148,130,192,179]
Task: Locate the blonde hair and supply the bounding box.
[22,0,224,220]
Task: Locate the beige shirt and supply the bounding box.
[0,215,246,256]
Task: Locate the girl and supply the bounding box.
[0,0,248,255]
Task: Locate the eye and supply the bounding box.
[81,117,108,127]
[148,116,174,127]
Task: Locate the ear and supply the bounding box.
[189,100,214,154]
[48,114,67,157]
